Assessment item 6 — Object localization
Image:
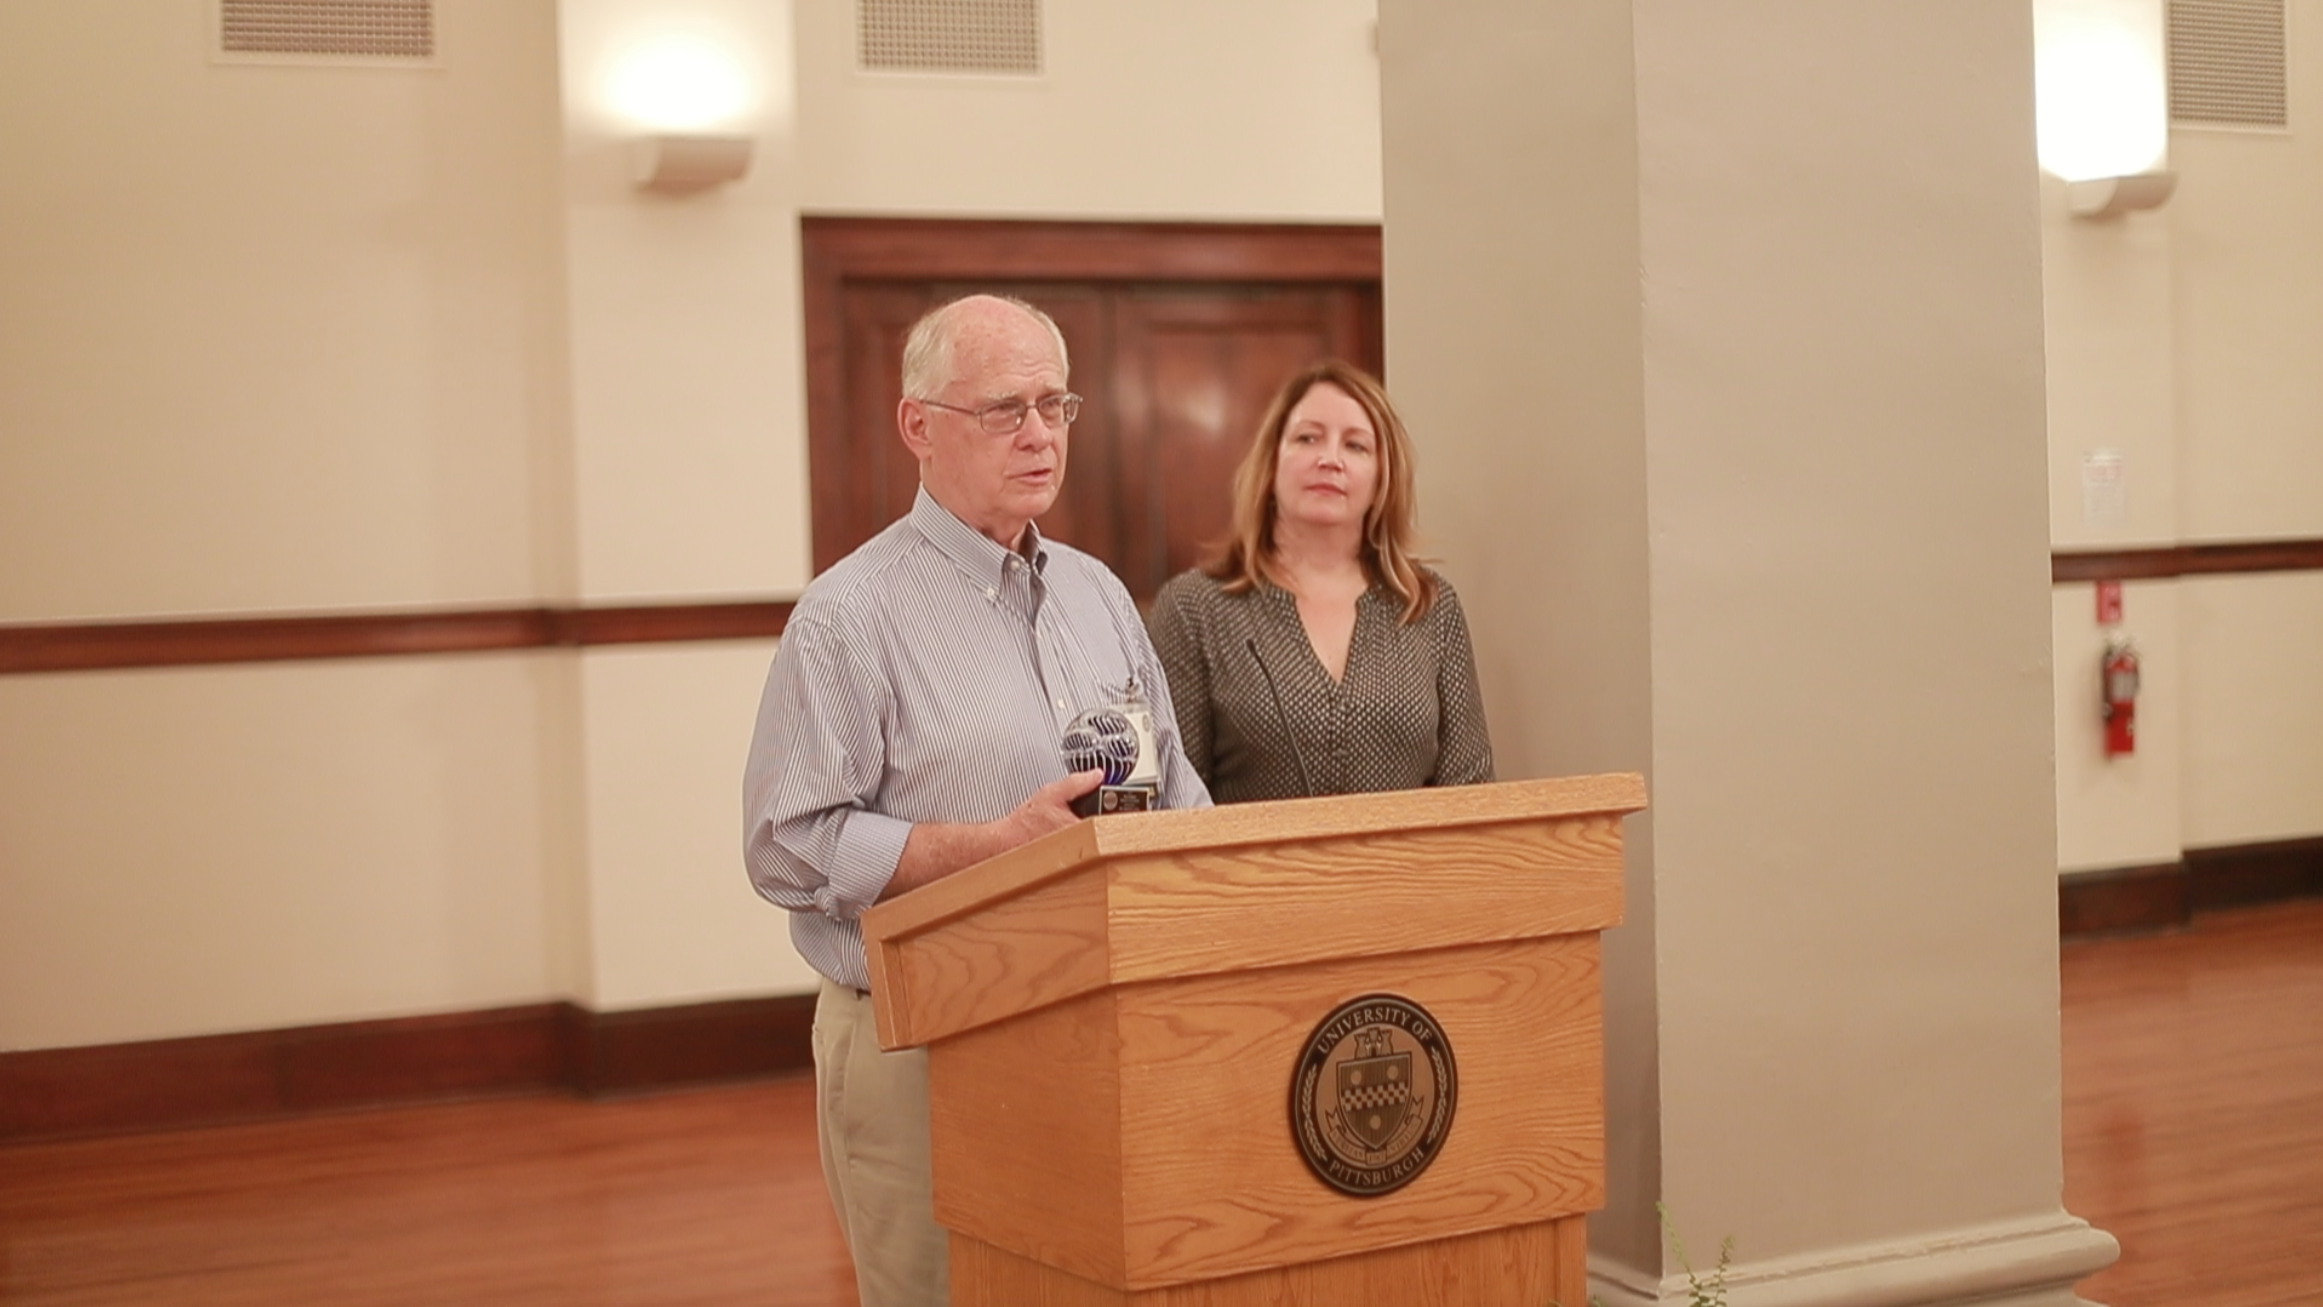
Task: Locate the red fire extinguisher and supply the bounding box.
[2101,636,2140,757]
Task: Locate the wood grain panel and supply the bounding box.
[930,989,1127,1289]
[950,1217,1579,1307]
[873,862,1113,1052]
[1111,937,1603,1287]
[799,216,1384,586]
[867,776,1646,948]
[865,776,1643,1049]
[1108,289,1381,596]
[0,600,792,675]
[1104,815,1625,983]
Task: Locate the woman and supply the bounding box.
[1146,359,1492,803]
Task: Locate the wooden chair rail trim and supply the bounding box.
[2052,537,2323,583]
[0,600,796,675]
[17,533,2316,673]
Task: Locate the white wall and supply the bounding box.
[794,0,1382,221]
[0,657,563,1048]
[0,0,1391,1052]
[2165,4,2323,852]
[2181,572,2323,846]
[577,641,820,1008]
[0,0,588,1053]
[2044,0,2323,872]
[2173,5,2323,543]
[558,0,812,602]
[4,0,2312,1060]
[0,0,571,622]
[2053,582,2183,870]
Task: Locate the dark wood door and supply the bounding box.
[802,219,1383,603]
[1110,287,1375,596]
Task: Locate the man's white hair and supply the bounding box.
[900,294,1070,398]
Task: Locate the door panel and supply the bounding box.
[804,222,1383,603]
[839,285,932,541]
[1110,287,1378,597]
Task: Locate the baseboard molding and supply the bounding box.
[15,834,2318,1140]
[2058,862,2189,936]
[2185,834,2323,912]
[0,993,815,1142]
[2060,835,2323,938]
[1589,1214,2117,1307]
[563,994,815,1097]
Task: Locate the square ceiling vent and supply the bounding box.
[2169,0,2288,128]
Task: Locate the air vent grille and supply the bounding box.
[219,0,435,61]
[2169,0,2288,128]
[859,0,1041,76]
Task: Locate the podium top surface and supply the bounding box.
[859,774,1644,1049]
[862,772,1643,944]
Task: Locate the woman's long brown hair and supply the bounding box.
[1200,359,1438,623]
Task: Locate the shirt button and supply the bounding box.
[1055,698,1066,710]
[985,587,997,600]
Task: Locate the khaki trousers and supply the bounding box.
[812,979,948,1307]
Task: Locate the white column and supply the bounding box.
[1379,2,2119,1303]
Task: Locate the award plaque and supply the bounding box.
[1061,677,1162,817]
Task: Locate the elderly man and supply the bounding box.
[743,294,1209,1307]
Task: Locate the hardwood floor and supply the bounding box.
[0,1077,855,1306]
[2062,898,2323,1307]
[4,900,2317,1306]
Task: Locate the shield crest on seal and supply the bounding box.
[1336,1048,1412,1150]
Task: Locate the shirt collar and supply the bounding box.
[908,485,1048,588]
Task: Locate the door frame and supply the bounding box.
[800,216,1384,574]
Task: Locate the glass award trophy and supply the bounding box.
[1060,676,1162,817]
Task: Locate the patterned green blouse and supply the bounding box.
[1145,568,1494,804]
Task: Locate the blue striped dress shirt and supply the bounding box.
[743,488,1212,990]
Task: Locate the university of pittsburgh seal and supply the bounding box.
[1288,993,1458,1197]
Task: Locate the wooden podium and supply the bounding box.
[859,773,1646,1307]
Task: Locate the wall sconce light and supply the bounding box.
[2066,169,2177,219]
[631,134,754,193]
[2034,0,2171,219]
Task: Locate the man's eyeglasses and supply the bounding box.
[915,392,1083,436]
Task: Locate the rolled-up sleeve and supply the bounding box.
[742,611,908,921]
